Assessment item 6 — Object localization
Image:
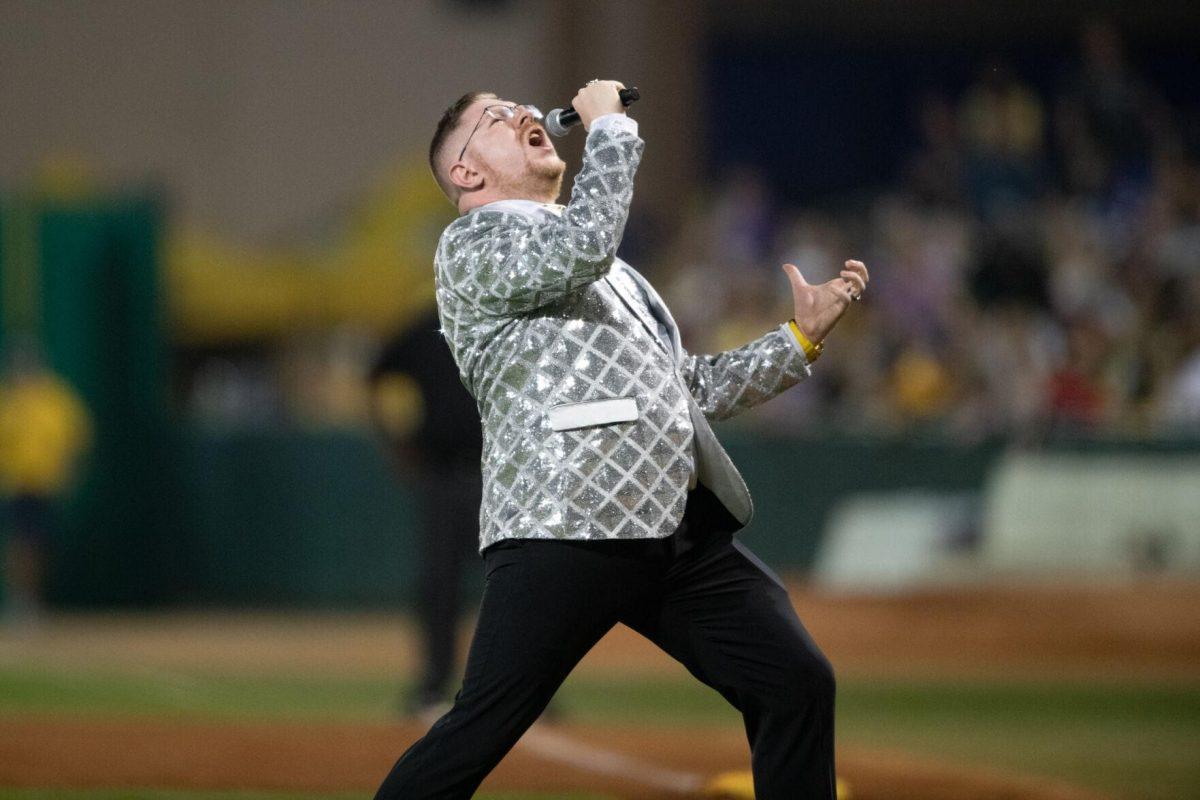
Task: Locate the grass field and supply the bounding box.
[3,660,1198,797]
[2,583,1198,799]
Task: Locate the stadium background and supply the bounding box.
[1,1,1198,799]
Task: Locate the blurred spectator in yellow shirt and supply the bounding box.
[0,340,92,627]
[959,58,1046,218]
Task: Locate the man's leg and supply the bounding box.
[3,494,50,627]
[376,537,655,800]
[412,466,481,709]
[624,534,836,800]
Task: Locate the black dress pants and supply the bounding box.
[375,485,836,800]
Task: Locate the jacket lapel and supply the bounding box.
[623,266,684,360]
[606,261,673,358]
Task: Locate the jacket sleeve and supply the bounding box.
[680,325,812,421]
[436,121,644,317]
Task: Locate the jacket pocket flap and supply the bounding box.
[548,398,639,432]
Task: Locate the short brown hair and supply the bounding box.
[429,91,491,200]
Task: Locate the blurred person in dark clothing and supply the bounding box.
[1057,20,1163,212]
[369,308,482,715]
[0,340,91,628]
[905,92,967,208]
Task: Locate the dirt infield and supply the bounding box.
[0,716,1106,800]
[2,579,1197,799]
[6,579,1197,682]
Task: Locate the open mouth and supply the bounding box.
[527,127,547,148]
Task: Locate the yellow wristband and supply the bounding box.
[788,319,823,363]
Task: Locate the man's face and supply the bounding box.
[453,96,566,201]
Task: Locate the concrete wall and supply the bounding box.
[983,453,1200,576]
[0,0,552,242]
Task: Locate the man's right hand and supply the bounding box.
[783,260,869,345]
[572,80,626,131]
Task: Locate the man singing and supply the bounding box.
[375,79,868,799]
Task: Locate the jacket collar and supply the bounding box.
[468,199,564,218]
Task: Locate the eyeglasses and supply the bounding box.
[458,103,544,161]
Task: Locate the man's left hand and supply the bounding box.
[783,259,869,344]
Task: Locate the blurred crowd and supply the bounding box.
[169,22,1200,444]
[659,22,1200,440]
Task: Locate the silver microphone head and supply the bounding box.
[545,108,570,137]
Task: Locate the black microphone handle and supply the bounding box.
[552,87,640,132]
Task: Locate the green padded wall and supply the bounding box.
[177,428,421,607]
[31,196,175,605]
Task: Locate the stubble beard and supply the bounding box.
[495,152,566,203]
[533,156,567,202]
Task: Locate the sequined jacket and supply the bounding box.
[434,117,810,550]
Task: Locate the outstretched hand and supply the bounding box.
[783,260,869,344]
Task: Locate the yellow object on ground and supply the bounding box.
[703,770,852,799]
[704,770,754,798]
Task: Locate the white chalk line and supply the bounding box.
[418,705,706,793]
[9,647,709,796]
[516,721,706,794]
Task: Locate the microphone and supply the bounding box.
[545,87,640,137]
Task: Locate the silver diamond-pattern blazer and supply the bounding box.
[434,121,810,550]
